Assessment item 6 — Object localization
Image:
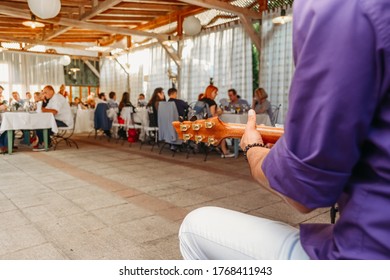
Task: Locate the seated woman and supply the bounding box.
[119,92,134,112]
[200,85,234,158]
[146,87,165,127]
[252,87,272,120]
[118,92,135,122]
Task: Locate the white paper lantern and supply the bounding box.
[183,16,202,36]
[28,0,61,19]
[59,55,71,66]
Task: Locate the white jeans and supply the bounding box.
[179,206,310,260]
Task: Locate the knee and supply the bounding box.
[180,206,219,234]
[179,206,222,259]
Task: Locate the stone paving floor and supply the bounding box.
[0,136,331,259]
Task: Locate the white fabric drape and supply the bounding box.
[181,24,253,104]
[259,7,294,124]
[0,51,65,100]
[148,44,171,97]
[99,55,130,102]
[102,24,253,105]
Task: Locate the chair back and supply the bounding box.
[120,106,134,125]
[94,102,112,130]
[270,104,281,126]
[157,101,182,144]
[189,100,210,121]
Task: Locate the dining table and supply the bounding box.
[219,112,272,158]
[0,111,58,154]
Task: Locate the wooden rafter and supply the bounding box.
[179,0,262,19]
[45,0,123,41]
[0,4,170,41]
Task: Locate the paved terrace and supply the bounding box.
[0,136,331,259]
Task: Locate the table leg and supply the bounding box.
[234,138,239,158]
[7,130,13,155]
[43,129,48,151]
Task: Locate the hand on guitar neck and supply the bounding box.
[172,114,284,146]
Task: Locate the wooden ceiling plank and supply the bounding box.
[179,0,262,19]
[81,0,123,20]
[101,9,166,16]
[0,35,98,54]
[114,3,182,11]
[0,5,169,40]
[136,6,204,31]
[45,0,123,41]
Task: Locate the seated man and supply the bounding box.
[34,85,73,151]
[228,88,249,108]
[107,91,119,110]
[9,91,25,110]
[167,88,189,120]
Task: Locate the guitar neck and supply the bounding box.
[222,123,284,144]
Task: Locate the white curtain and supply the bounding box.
[128,49,148,104]
[100,24,253,105]
[0,51,65,100]
[180,24,253,104]
[148,44,171,98]
[99,55,130,102]
[259,7,294,124]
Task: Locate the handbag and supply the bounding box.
[127,128,139,143]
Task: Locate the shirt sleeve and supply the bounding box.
[263,0,380,209]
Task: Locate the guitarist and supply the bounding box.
[179,0,390,259]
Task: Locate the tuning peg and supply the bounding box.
[194,135,203,144]
[205,121,215,129]
[207,137,216,146]
[183,133,193,142]
[192,123,202,131]
[180,124,190,132]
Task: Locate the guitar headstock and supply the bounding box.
[173,116,284,146]
[172,117,226,146]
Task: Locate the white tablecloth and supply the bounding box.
[0,112,58,134]
[219,113,272,126]
[74,109,94,133]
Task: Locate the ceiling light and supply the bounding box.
[272,9,292,25]
[22,14,45,29]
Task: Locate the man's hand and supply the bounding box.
[240,109,263,150]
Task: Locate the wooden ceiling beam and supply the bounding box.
[239,15,261,51]
[0,1,80,14]
[0,4,169,40]
[89,16,155,21]
[179,0,262,19]
[114,2,182,11]
[136,6,204,31]
[121,0,188,5]
[0,36,98,54]
[45,0,123,41]
[101,9,166,16]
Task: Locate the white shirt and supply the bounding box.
[46,93,74,128]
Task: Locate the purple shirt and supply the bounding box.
[263,0,390,259]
